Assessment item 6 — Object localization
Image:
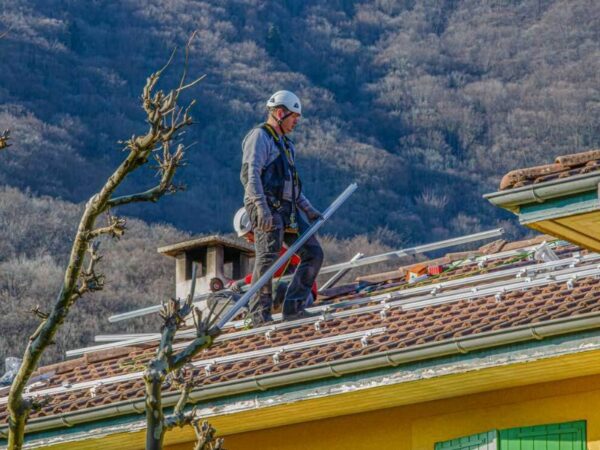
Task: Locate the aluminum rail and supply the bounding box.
[319,252,364,291]
[95,334,159,343]
[8,327,385,403]
[401,264,600,310]
[108,292,214,323]
[70,249,596,357]
[289,227,504,278]
[213,182,358,330]
[457,239,566,268]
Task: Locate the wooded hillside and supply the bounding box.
[1,0,597,245]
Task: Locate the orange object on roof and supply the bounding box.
[406,264,428,283]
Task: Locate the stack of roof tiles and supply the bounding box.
[1,235,599,425]
[500,149,600,190]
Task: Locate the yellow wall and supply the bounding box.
[166,374,600,450]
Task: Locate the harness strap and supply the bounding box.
[260,123,301,233]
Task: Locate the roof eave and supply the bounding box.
[484,171,600,212]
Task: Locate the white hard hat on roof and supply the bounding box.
[233,207,252,237]
[266,90,302,115]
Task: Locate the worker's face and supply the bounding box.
[243,231,255,243]
[276,108,300,134]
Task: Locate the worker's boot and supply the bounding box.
[282,299,318,321]
[249,293,273,327]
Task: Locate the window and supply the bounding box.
[435,421,586,450]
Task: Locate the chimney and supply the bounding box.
[158,235,255,303]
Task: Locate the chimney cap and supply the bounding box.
[158,234,255,258]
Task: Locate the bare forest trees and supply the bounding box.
[6,38,221,450]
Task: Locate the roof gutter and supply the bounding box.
[7,311,600,440]
[484,171,600,211]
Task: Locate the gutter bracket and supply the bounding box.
[531,327,544,340]
[131,401,145,414]
[60,415,73,428]
[253,377,268,392]
[385,353,399,367]
[455,340,469,354]
[329,364,342,378]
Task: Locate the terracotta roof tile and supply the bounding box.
[499,149,600,190]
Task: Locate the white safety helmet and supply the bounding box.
[266,90,302,116]
[233,207,252,237]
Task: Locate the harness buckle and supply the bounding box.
[285,212,299,234]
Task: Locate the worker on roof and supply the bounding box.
[230,207,318,309]
[240,90,323,325]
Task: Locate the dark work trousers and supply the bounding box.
[247,203,323,323]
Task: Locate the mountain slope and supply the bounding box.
[0,0,598,244]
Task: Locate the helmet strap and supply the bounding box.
[270,108,294,135]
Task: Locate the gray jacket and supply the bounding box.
[241,127,313,212]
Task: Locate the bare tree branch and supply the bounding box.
[192,421,225,450]
[87,214,126,239]
[144,263,223,450]
[7,45,203,450]
[74,242,105,298]
[107,143,185,208]
[163,372,195,431]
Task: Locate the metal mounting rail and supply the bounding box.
[72,248,593,357]
[459,240,569,268]
[402,264,600,310]
[12,327,386,403]
[295,227,505,278]
[95,334,159,343]
[108,292,214,323]
[319,252,364,291]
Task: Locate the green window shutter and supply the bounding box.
[499,421,586,450]
[435,431,498,450]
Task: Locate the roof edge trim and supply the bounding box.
[484,171,600,210]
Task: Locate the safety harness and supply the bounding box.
[260,122,301,233]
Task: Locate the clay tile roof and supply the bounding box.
[499,149,600,190]
[1,235,598,430]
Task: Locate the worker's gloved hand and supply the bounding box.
[228,279,245,294]
[256,203,274,232]
[303,205,323,222]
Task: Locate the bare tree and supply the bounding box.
[144,265,228,450]
[6,37,206,449]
